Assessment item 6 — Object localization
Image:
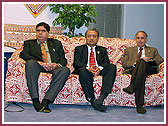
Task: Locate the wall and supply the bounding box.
[4,3,87,36]
[123,4,164,57]
[4,4,56,26]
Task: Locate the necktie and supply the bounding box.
[137,47,143,60]
[40,42,48,63]
[89,47,96,67]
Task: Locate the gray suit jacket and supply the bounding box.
[121,45,164,72]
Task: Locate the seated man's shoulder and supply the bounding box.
[48,38,62,46]
[97,45,105,48]
[146,46,157,50]
[75,44,87,49]
[48,38,60,42]
[127,46,136,49]
[24,39,36,43]
[124,46,136,51]
[96,45,107,50]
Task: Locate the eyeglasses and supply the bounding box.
[36,29,47,33]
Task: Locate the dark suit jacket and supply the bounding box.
[72,44,110,74]
[121,46,164,73]
[20,38,67,66]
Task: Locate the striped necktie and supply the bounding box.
[89,47,96,67]
[40,42,48,63]
[137,47,143,60]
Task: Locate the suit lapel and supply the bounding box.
[33,40,41,56]
[95,46,101,62]
[133,47,138,59]
[47,39,53,54]
[83,45,88,64]
[145,46,151,57]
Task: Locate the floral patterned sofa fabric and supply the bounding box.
[5,35,164,107]
[4,24,63,49]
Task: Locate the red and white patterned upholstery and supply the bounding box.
[5,36,164,107]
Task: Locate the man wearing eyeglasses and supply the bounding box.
[20,22,70,113]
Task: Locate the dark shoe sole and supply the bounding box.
[36,106,45,112]
[91,100,107,112]
[137,106,146,114]
[43,108,51,113]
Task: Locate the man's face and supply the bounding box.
[85,30,99,47]
[135,32,148,47]
[36,26,49,42]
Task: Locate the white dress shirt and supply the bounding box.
[133,46,145,67]
[86,45,103,70]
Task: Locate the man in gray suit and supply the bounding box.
[122,31,163,114]
[20,22,70,113]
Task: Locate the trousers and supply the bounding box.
[78,64,116,102]
[25,59,70,102]
[131,59,157,106]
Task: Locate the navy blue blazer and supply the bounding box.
[20,38,67,66]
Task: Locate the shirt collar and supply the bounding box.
[37,40,47,45]
[87,45,96,50]
[138,46,145,50]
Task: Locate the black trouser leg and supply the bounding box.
[78,67,95,101]
[100,64,117,96]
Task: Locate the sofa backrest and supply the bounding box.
[4,24,63,49]
[68,37,137,65]
[4,24,138,73]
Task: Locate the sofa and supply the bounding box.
[5,25,164,107]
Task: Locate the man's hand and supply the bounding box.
[88,66,101,76]
[37,61,59,71]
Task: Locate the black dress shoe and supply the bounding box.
[136,106,146,114]
[32,98,45,112]
[41,99,51,113]
[91,99,107,112]
[33,103,45,112]
[95,94,108,105]
[123,85,135,94]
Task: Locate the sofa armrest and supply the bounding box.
[116,64,125,75]
[158,62,164,73]
[7,57,25,76]
[6,44,25,74]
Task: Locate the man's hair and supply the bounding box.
[85,28,99,38]
[36,22,50,32]
[135,31,148,38]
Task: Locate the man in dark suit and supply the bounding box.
[73,28,116,112]
[122,31,164,114]
[20,22,70,113]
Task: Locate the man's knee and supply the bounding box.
[26,59,37,66]
[78,67,88,74]
[53,67,70,76]
[136,59,148,68]
[62,67,70,75]
[137,59,146,64]
[25,60,39,70]
[78,67,92,77]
